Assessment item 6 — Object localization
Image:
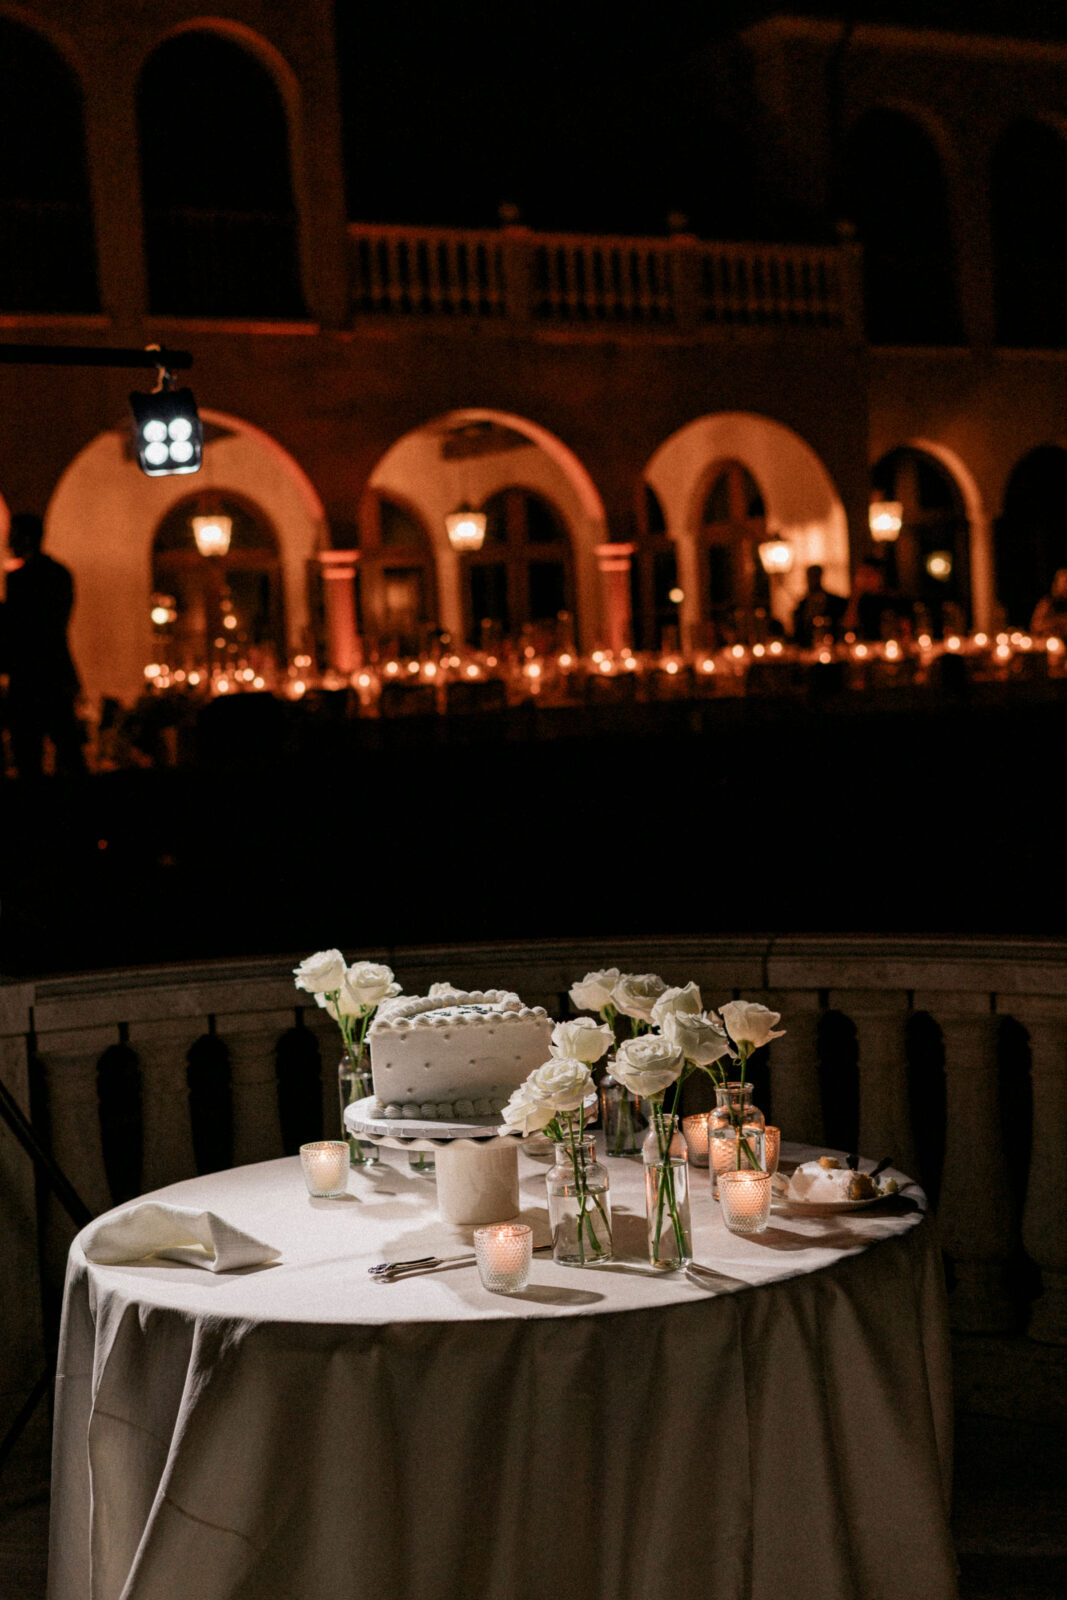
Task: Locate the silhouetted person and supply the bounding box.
[1030,568,1067,638]
[791,564,846,648]
[842,558,910,642]
[1,513,85,777]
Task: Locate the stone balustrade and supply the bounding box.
[2,935,1065,1429]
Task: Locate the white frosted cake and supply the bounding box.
[368,985,554,1120]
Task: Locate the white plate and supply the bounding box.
[770,1173,895,1213]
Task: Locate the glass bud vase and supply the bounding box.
[338,1049,379,1168]
[643,1114,692,1269]
[599,1074,644,1156]
[709,1083,765,1192]
[546,1135,612,1266]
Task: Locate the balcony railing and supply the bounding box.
[2,934,1064,1415]
[347,222,859,332]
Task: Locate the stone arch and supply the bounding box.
[644,413,849,639]
[45,411,327,707]
[889,437,992,631]
[996,444,1067,624]
[364,408,608,651]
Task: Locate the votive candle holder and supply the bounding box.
[710,1126,766,1195]
[763,1126,781,1176]
[718,1169,773,1235]
[300,1141,350,1198]
[682,1113,710,1167]
[473,1223,533,1293]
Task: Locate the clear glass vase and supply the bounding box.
[642,1110,692,1269]
[599,1075,646,1156]
[338,1049,379,1168]
[546,1134,612,1266]
[709,1083,765,1192]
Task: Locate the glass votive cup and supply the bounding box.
[682,1113,711,1167]
[710,1126,766,1195]
[718,1169,773,1235]
[763,1126,781,1176]
[473,1223,533,1294]
[409,1150,436,1174]
[300,1141,350,1198]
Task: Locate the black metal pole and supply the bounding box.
[0,343,192,370]
[0,1073,92,1229]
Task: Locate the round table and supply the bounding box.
[49,1142,958,1600]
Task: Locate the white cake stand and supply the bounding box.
[344,1098,525,1225]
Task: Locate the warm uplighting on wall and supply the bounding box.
[926,551,953,581]
[868,499,903,542]
[757,533,795,575]
[191,513,233,558]
[445,507,487,551]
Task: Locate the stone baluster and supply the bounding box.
[923,994,1014,1333]
[0,1028,43,1422]
[306,1012,347,1141]
[33,1025,120,1295]
[832,989,917,1178]
[217,1011,289,1166]
[1014,999,1067,1344]
[127,1018,201,1193]
[764,989,824,1146]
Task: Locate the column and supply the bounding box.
[1014,1001,1067,1344]
[318,550,362,673]
[594,543,637,654]
[831,989,917,1178]
[217,1011,290,1166]
[764,989,824,1147]
[127,1019,201,1193]
[928,996,1015,1333]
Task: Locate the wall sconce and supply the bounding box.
[191,513,233,558]
[445,507,487,551]
[926,550,953,581]
[869,499,903,543]
[757,532,795,575]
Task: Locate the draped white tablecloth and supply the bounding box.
[49,1142,958,1600]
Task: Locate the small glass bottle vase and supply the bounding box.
[338,1049,379,1168]
[599,1074,645,1156]
[546,1135,613,1266]
[643,1114,692,1269]
[709,1083,765,1194]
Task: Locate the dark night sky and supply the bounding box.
[334,1,1067,233]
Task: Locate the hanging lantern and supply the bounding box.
[869,499,903,543]
[191,513,233,558]
[445,506,487,552]
[926,550,953,581]
[757,532,795,575]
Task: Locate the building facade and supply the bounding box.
[2,3,1067,708]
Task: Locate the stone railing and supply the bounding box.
[2,935,1064,1421]
[347,222,860,332]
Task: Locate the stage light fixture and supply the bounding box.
[130,378,203,477]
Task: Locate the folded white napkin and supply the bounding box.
[83,1202,282,1272]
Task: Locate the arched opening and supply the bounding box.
[0,17,97,311]
[138,30,302,317]
[643,413,849,648]
[991,121,1067,348]
[871,446,970,631]
[698,459,771,644]
[359,495,438,656]
[461,487,574,650]
[841,108,960,346]
[150,494,286,673]
[996,447,1067,625]
[629,482,676,651]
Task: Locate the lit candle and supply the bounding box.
[718,1169,772,1235]
[710,1126,766,1194]
[473,1223,533,1293]
[299,1141,350,1198]
[682,1113,710,1168]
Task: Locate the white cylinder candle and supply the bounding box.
[474,1223,533,1293]
[300,1141,350,1197]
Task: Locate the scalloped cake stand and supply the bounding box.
[344,1097,526,1225]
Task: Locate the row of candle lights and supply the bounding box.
[142,628,1065,706]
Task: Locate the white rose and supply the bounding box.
[569,969,621,1013]
[650,982,703,1030]
[293,949,347,995]
[662,1009,733,1067]
[501,1086,556,1136]
[524,1057,595,1113]
[343,961,400,1014]
[613,1035,684,1098]
[718,1000,786,1051]
[551,1018,613,1064]
[612,972,668,1023]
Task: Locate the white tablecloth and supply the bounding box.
[49,1143,958,1600]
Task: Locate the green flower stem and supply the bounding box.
[556,1108,607,1264]
[651,1099,688,1265]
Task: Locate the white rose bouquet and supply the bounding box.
[501,1043,611,1265]
[713,1000,786,1171]
[614,1034,692,1264]
[294,951,402,1163]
